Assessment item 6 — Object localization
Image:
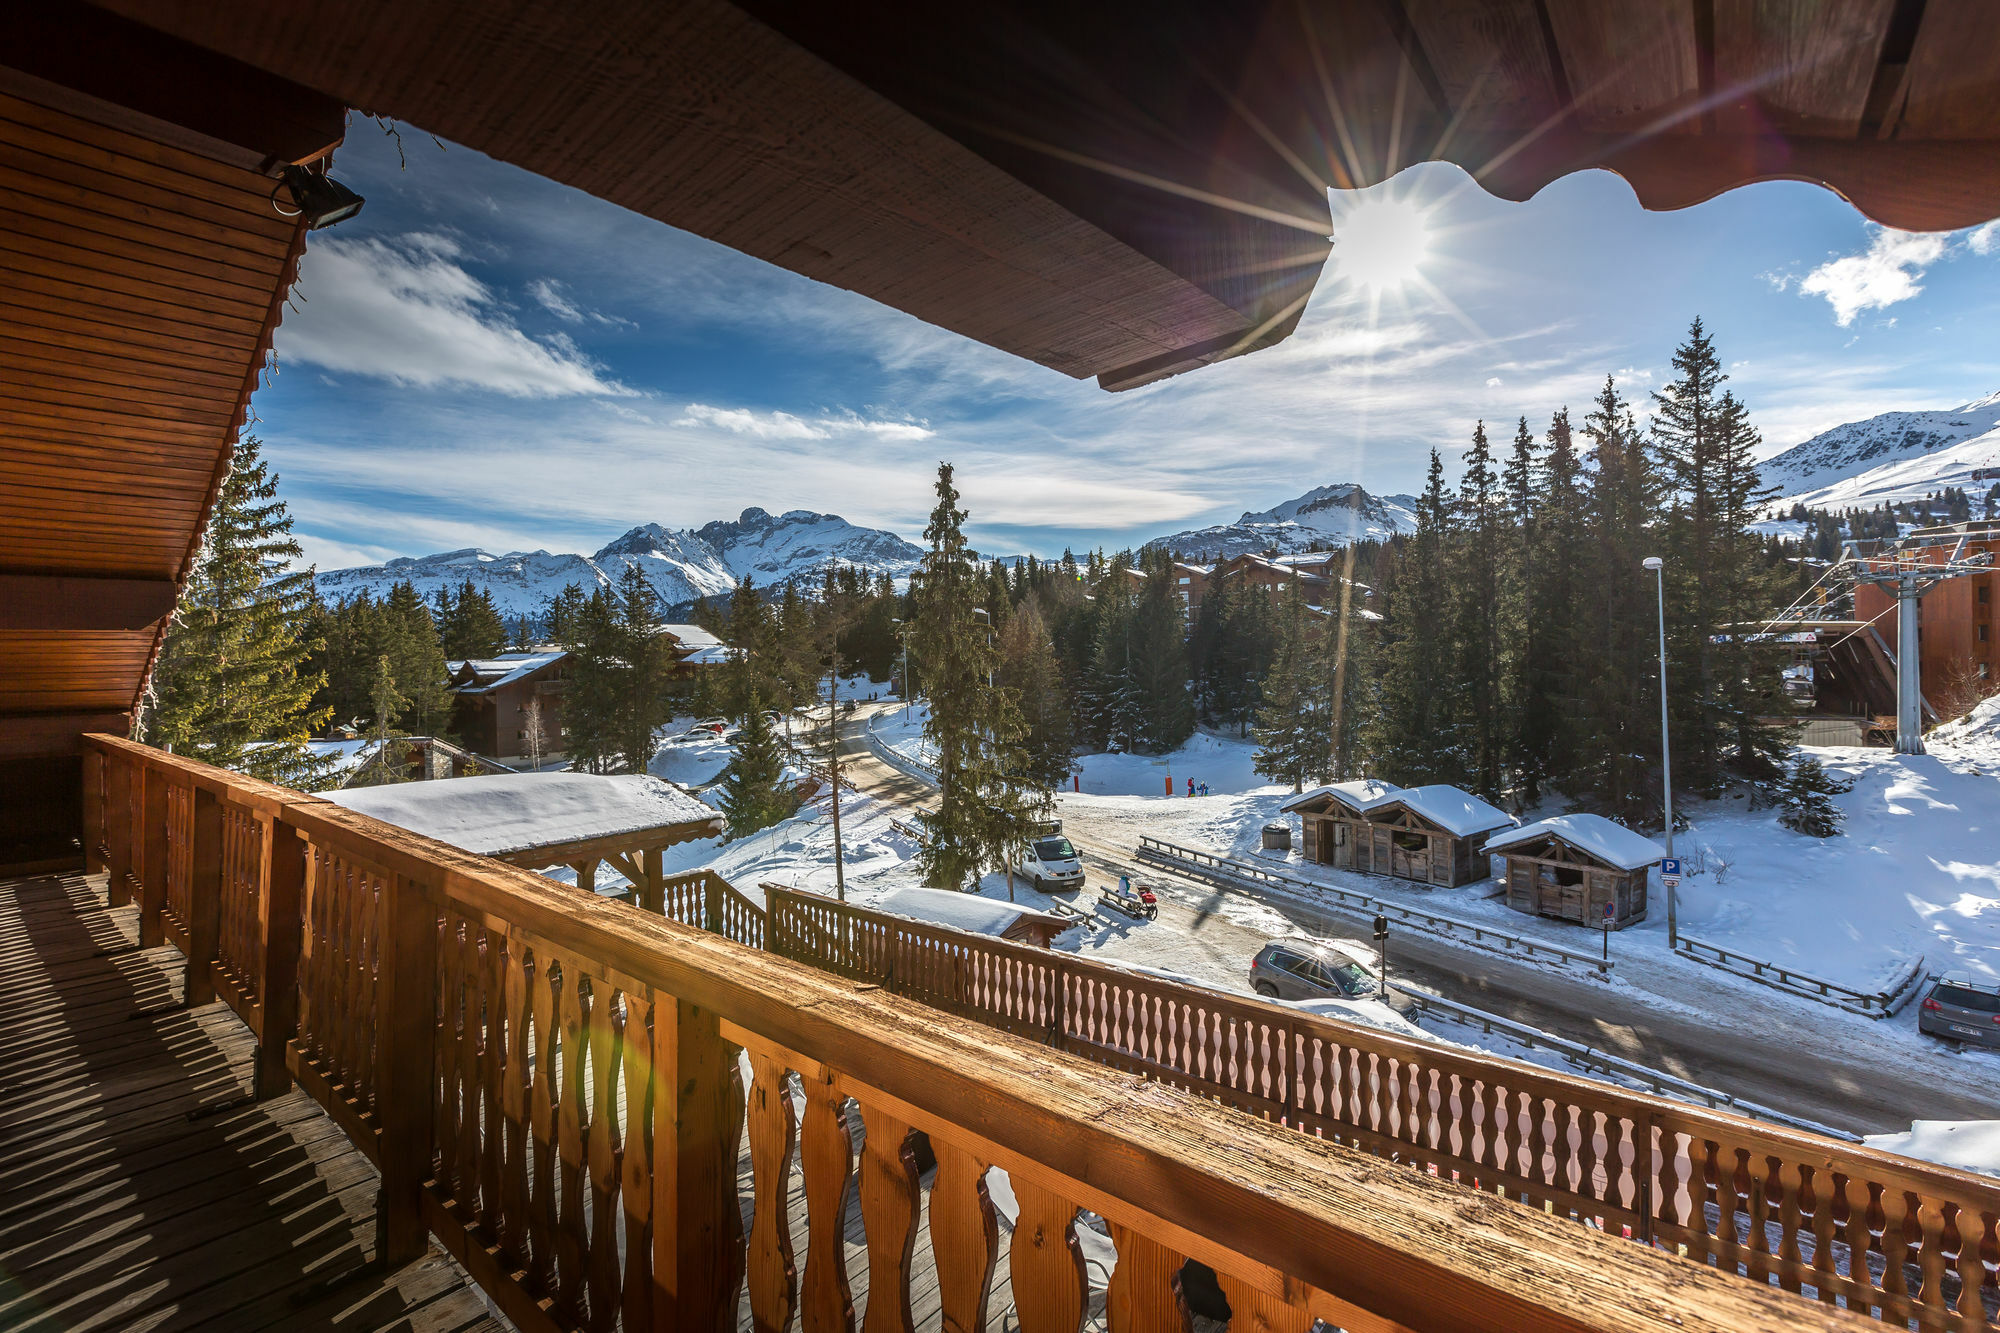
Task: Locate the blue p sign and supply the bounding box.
[1661,857,1681,877]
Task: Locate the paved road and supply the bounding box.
[826,704,1997,1136]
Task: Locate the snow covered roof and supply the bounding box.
[449,651,567,693]
[869,887,1068,940]
[1382,785,1517,838]
[660,623,723,651]
[679,645,739,666]
[1281,778,1404,815]
[1483,812,1665,870]
[326,772,719,857]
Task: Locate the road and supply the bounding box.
[827,703,1998,1136]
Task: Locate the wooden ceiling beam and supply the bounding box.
[0,2,345,172]
[0,573,179,631]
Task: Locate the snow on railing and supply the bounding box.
[863,709,941,785]
[1673,934,1926,1019]
[1136,837,1616,974]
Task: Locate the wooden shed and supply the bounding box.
[870,886,1071,949]
[1286,781,1514,888]
[1484,814,1665,931]
[1283,779,1404,869]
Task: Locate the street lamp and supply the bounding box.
[1642,555,1676,947]
[892,618,911,720]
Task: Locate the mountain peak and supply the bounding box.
[1762,389,2000,512]
[1148,482,1418,561]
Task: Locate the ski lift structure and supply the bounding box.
[1842,526,1996,754]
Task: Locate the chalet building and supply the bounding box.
[660,622,738,675]
[1285,779,1515,887]
[1485,813,1664,931]
[1851,522,2000,700]
[448,651,569,762]
[305,734,505,787]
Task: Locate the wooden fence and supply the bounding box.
[759,886,2000,1330]
[73,734,1989,1332]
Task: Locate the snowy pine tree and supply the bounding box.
[720,687,797,838]
[1778,756,1850,837]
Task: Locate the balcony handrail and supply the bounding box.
[76,735,1978,1332]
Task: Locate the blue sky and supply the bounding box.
[261,120,2000,572]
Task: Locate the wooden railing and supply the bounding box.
[74,734,1975,1332]
[760,886,2000,1330]
[648,867,768,951]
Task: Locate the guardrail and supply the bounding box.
[1136,836,1616,974]
[1395,989,1859,1141]
[1675,934,1926,1018]
[862,708,941,785]
[887,814,927,843]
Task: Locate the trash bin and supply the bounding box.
[1262,822,1291,851]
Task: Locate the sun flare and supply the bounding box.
[1330,196,1433,293]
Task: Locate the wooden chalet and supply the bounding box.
[326,771,722,902]
[8,3,2000,1329]
[447,651,570,763]
[1485,813,1666,931]
[1287,780,1514,888]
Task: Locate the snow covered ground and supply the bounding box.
[1862,1120,2000,1178]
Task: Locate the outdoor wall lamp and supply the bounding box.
[272,164,366,229]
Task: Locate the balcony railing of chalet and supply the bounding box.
[77,736,1967,1333]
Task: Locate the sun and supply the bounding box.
[1330,196,1433,293]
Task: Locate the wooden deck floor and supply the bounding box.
[0,871,506,1333]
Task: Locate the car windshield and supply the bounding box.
[1326,960,1373,995]
[1935,984,2000,1013]
[1034,838,1076,860]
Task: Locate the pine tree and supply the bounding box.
[542,582,591,647]
[720,687,797,837]
[566,568,674,772]
[1252,582,1329,790]
[996,597,1074,793]
[1452,420,1504,798]
[1778,756,1850,837]
[382,582,453,736]
[1520,408,1586,800]
[143,437,335,788]
[1127,559,1195,753]
[439,579,506,660]
[1499,416,1540,800]
[1372,450,1461,785]
[907,463,1036,889]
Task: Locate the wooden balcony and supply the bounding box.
[26,733,1996,1332]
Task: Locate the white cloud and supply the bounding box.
[278,236,630,396]
[1484,376,1502,387]
[1968,221,2000,256]
[1799,228,1950,326]
[527,277,585,322]
[675,403,935,441]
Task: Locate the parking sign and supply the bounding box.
[1660,856,1681,887]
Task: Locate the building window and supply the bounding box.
[1178,576,1190,585]
[1981,625,1991,643]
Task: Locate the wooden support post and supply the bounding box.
[375,867,441,1266]
[573,859,597,896]
[138,766,169,948]
[106,756,132,906]
[641,846,664,915]
[653,997,737,1329]
[82,749,105,875]
[252,819,307,1100]
[184,785,223,1006]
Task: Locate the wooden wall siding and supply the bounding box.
[0,82,315,753]
[84,733,1929,1333]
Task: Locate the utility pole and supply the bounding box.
[1845,529,1993,755]
[827,650,845,901]
[1642,556,1676,947]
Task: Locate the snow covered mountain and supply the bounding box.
[1762,390,2000,512]
[315,508,923,618]
[1144,483,1420,561]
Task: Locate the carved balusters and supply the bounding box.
[528,955,562,1296]
[1954,1204,1997,1330]
[747,1051,800,1333]
[617,991,655,1331]
[1010,1176,1087,1333]
[1106,1222,1187,1333]
[798,1069,856,1333]
[930,1140,999,1333]
[857,1107,920,1333]
[1775,1159,1805,1294]
[1746,1154,1774,1285]
[585,975,625,1330]
[1216,1273,1319,1333]
[1879,1186,1913,1324]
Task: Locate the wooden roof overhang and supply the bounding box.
[88,0,2000,398]
[493,819,725,874]
[0,5,342,761]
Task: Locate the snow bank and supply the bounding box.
[1863,1121,2000,1178]
[328,772,717,856]
[869,886,1066,939]
[1074,730,1281,797]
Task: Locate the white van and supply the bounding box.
[1025,823,1085,892]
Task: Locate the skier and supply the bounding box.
[1186,776,1195,797]
[1199,781,1209,797]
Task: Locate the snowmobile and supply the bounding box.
[1098,876,1158,920]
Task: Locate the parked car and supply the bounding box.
[1248,939,1377,1002]
[1025,829,1085,892]
[1918,974,2000,1049]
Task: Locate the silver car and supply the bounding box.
[1918,975,2000,1049]
[1248,940,1376,1003]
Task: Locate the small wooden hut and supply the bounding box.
[1483,813,1665,930]
[871,887,1070,948]
[1283,779,1404,869]
[1285,781,1513,888]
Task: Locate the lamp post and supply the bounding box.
[892,618,911,720]
[1642,555,1675,947]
